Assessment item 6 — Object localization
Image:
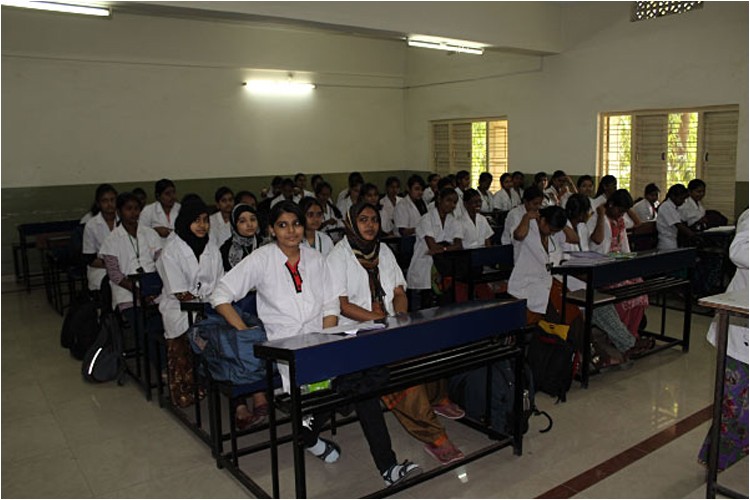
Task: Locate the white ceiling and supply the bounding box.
[112,1,566,54]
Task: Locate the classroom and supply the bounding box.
[2,1,748,498]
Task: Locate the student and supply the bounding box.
[453,170,471,218]
[545,170,577,207]
[423,173,440,205]
[132,187,147,210]
[219,204,263,272]
[461,189,494,249]
[140,179,181,239]
[337,178,363,217]
[270,178,296,208]
[327,202,465,465]
[698,209,748,472]
[679,179,708,229]
[575,175,595,201]
[407,187,463,310]
[263,176,283,200]
[157,200,223,408]
[437,177,455,191]
[209,186,234,249]
[299,196,334,256]
[336,171,365,205]
[315,181,344,240]
[491,173,514,212]
[82,184,118,291]
[310,174,325,193]
[632,183,660,222]
[393,175,428,237]
[510,171,525,207]
[234,190,258,208]
[501,186,544,262]
[477,172,494,212]
[210,201,421,487]
[379,176,402,236]
[591,175,617,213]
[217,203,266,428]
[656,183,693,250]
[361,182,380,207]
[294,172,315,199]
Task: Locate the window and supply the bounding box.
[599,106,739,220]
[431,118,508,191]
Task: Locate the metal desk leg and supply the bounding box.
[581,284,594,388]
[706,310,729,499]
[289,363,307,498]
[267,360,280,498]
[683,269,693,352]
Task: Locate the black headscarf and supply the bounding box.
[174,199,209,261]
[344,202,386,309]
[222,204,262,270]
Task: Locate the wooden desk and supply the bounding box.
[552,248,696,388]
[17,220,80,291]
[698,289,748,499]
[253,299,528,498]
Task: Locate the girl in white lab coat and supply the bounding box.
[510,171,525,207]
[327,201,465,465]
[209,186,234,249]
[314,181,344,242]
[394,175,428,237]
[210,201,421,486]
[423,173,440,205]
[632,183,660,223]
[407,187,463,310]
[698,209,748,471]
[460,189,495,249]
[299,196,334,256]
[477,172,494,213]
[158,200,224,408]
[501,186,544,262]
[657,183,694,250]
[139,178,181,239]
[491,173,514,212]
[82,184,118,291]
[379,176,402,236]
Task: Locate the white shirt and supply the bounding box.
[492,190,513,212]
[657,199,682,250]
[301,231,334,257]
[590,195,607,214]
[502,205,525,246]
[508,221,564,314]
[100,225,163,309]
[326,239,406,327]
[587,212,631,255]
[678,197,706,227]
[210,244,339,392]
[460,211,494,249]
[453,187,466,218]
[157,238,224,339]
[407,207,463,290]
[380,196,402,236]
[139,201,181,238]
[479,190,494,213]
[557,221,589,291]
[393,197,424,234]
[706,209,749,363]
[633,199,657,222]
[209,211,232,249]
[510,188,523,207]
[82,213,117,290]
[337,195,356,217]
[423,186,436,205]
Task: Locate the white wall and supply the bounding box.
[2,9,407,187]
[404,2,749,181]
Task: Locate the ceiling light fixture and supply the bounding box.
[407,36,485,55]
[243,80,316,95]
[1,0,111,16]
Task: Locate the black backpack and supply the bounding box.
[81,312,126,384]
[527,328,575,403]
[60,293,100,361]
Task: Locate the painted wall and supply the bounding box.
[405,2,749,182]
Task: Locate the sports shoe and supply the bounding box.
[424,440,465,465]
[382,460,422,487]
[432,400,465,420]
[306,437,340,464]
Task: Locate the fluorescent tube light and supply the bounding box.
[1,0,111,16]
[407,37,485,55]
[244,80,316,95]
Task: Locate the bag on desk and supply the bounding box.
[188,312,267,385]
[527,328,575,403]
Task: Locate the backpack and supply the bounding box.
[527,328,575,403]
[81,312,126,384]
[447,359,552,436]
[60,292,100,360]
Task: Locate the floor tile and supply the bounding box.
[1,448,94,499]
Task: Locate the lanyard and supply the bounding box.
[127,232,140,260]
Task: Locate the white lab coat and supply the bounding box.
[502,205,535,263]
[510,188,523,207]
[678,197,706,227]
[492,190,513,212]
[633,199,657,222]
[479,190,494,213]
[209,211,232,249]
[706,210,749,363]
[210,244,339,392]
[393,197,424,234]
[587,212,631,255]
[407,207,463,290]
[139,201,181,239]
[99,225,163,309]
[453,187,466,218]
[656,199,682,250]
[301,230,334,257]
[380,196,402,236]
[326,238,406,327]
[423,186,436,205]
[82,212,117,290]
[337,195,356,217]
[157,238,224,339]
[460,211,494,249]
[558,221,589,292]
[508,220,564,314]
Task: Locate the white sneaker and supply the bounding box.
[382,460,422,487]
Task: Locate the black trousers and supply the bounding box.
[301,397,397,474]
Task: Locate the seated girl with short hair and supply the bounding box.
[299,196,334,256]
[209,186,234,248]
[140,178,181,239]
[82,183,118,291]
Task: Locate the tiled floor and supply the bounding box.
[2,281,748,498]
